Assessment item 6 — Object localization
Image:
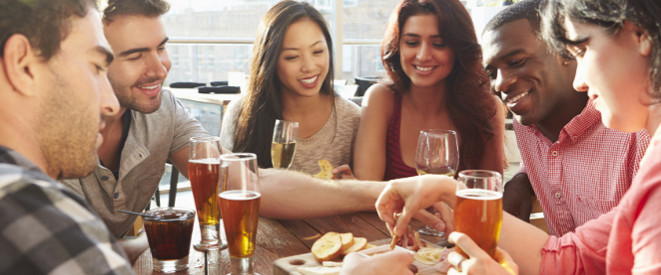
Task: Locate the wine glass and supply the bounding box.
[454,170,503,259]
[219,153,261,275]
[415,129,459,236]
[271,119,298,169]
[188,136,226,251]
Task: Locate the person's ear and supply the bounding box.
[1,34,40,96]
[626,20,652,56]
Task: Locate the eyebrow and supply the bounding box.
[281,40,324,51]
[564,36,589,46]
[484,49,525,71]
[401,33,442,38]
[117,37,169,57]
[94,46,114,67]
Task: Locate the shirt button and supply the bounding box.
[138,153,143,158]
[551,151,558,157]
[114,193,119,199]
[554,192,561,198]
[101,176,109,181]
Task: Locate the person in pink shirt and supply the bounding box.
[482,0,649,236]
[373,0,661,273]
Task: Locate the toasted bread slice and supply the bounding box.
[313,159,334,179]
[339,232,354,251]
[311,232,343,261]
[341,237,367,255]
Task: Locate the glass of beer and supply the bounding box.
[143,207,195,273]
[415,129,459,236]
[453,170,503,259]
[188,136,226,251]
[271,119,298,169]
[219,153,261,275]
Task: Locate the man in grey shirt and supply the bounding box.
[62,0,391,239]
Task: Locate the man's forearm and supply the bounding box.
[258,168,385,219]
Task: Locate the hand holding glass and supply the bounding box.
[219,153,261,275]
[188,136,225,251]
[453,170,503,259]
[415,129,459,236]
[271,119,298,169]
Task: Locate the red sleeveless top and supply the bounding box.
[385,95,418,180]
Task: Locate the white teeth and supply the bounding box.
[415,65,433,72]
[300,76,317,84]
[140,84,159,89]
[507,91,529,104]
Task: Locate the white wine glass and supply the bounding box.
[415,129,459,236]
[271,119,298,169]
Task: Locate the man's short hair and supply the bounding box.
[484,0,542,34]
[0,0,97,61]
[103,0,170,24]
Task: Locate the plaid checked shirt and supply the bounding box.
[0,146,133,274]
[514,101,650,236]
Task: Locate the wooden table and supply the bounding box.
[133,212,393,274]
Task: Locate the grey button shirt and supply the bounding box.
[61,89,209,237]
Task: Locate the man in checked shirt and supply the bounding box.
[482,0,650,235]
[0,0,140,273]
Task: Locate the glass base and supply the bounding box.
[152,256,189,273]
[417,225,445,237]
[194,223,227,251]
[228,256,260,275]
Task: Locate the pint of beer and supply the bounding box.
[189,136,225,251]
[453,170,503,259]
[219,153,261,275]
[189,159,221,226]
[219,190,261,257]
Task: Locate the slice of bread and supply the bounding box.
[341,237,367,255]
[339,232,354,251]
[311,232,343,261]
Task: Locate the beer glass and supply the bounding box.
[454,170,503,259]
[271,119,298,169]
[219,153,261,275]
[415,129,459,236]
[143,207,195,273]
[188,136,226,251]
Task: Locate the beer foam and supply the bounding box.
[219,190,261,200]
[456,189,502,200]
[189,158,220,164]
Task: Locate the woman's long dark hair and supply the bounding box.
[232,0,335,168]
[381,0,497,170]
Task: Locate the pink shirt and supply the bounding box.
[541,124,661,274]
[514,101,649,235]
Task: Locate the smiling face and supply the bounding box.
[38,10,119,178]
[483,19,577,126]
[276,18,329,98]
[398,14,455,90]
[103,15,171,114]
[563,17,651,132]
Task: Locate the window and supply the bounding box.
[162,0,485,85]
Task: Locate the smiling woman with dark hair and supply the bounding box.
[351,0,505,181]
[220,0,360,174]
